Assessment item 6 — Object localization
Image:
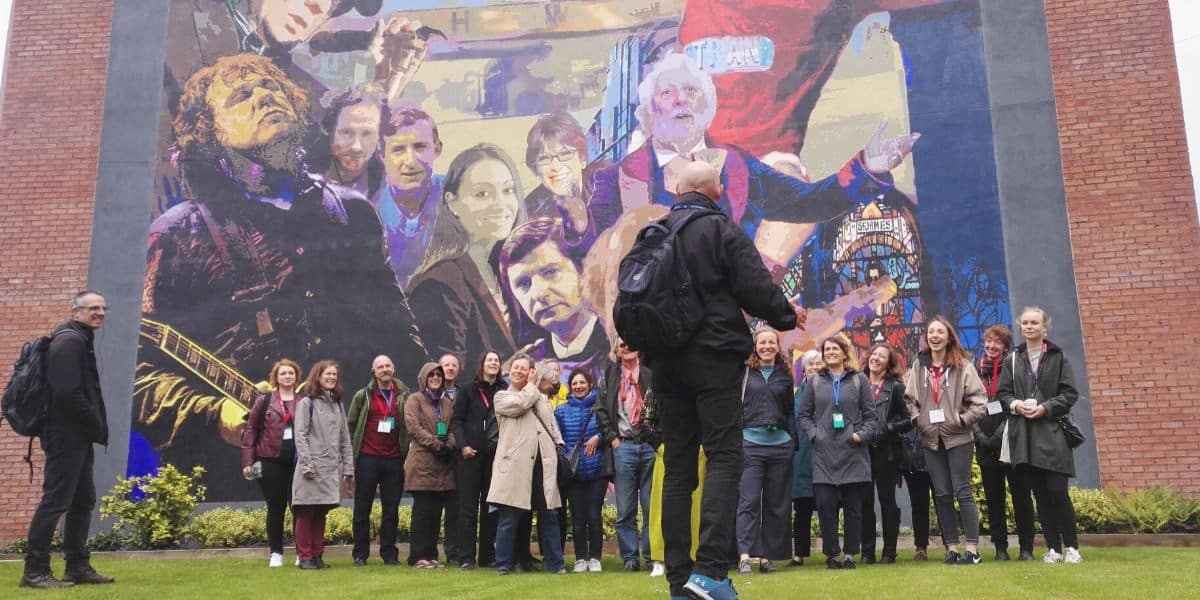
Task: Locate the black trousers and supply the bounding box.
[257,455,295,554]
[903,470,934,549]
[25,428,95,576]
[1018,464,1079,552]
[352,453,405,562]
[409,490,458,562]
[649,354,743,596]
[814,482,869,558]
[568,478,608,561]
[980,462,1036,551]
[791,497,815,558]
[861,447,901,557]
[455,450,497,566]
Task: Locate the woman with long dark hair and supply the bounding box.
[241,358,303,568]
[292,360,354,570]
[860,343,912,564]
[451,350,507,569]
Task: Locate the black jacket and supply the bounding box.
[451,376,507,453]
[741,365,796,440]
[867,376,911,469]
[996,340,1079,477]
[973,354,1007,468]
[596,361,658,447]
[654,193,797,359]
[46,320,108,444]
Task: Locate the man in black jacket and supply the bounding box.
[22,291,114,589]
[645,162,804,600]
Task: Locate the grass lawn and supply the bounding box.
[1,547,1197,599]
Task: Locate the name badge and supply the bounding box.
[378,417,394,434]
[929,409,946,424]
[987,401,1003,415]
[282,426,293,440]
[832,412,845,430]
[437,422,448,437]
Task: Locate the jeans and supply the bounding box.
[649,354,743,596]
[455,450,497,565]
[352,454,404,562]
[1018,464,1079,552]
[791,497,815,558]
[24,428,95,576]
[257,456,295,555]
[410,490,458,563]
[567,478,609,561]
[861,446,901,557]
[924,442,980,547]
[613,440,655,564]
[814,483,868,558]
[735,441,793,559]
[903,470,934,549]
[495,506,564,572]
[980,463,1035,552]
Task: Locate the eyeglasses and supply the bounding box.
[535,149,577,167]
[76,305,108,313]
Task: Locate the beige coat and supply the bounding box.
[292,393,354,506]
[903,351,988,451]
[486,384,564,510]
[404,363,458,492]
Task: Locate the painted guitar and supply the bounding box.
[138,318,271,410]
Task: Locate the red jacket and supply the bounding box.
[241,392,294,467]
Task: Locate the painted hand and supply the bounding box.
[862,119,920,174]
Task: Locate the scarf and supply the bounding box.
[621,364,644,427]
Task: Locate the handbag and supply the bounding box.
[1059,415,1085,449]
[532,407,575,490]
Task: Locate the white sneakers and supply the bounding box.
[574,560,589,573]
[1043,549,1063,563]
[587,558,602,572]
[649,561,665,577]
[268,553,283,568]
[1063,547,1083,564]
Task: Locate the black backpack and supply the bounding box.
[3,329,73,479]
[613,207,722,355]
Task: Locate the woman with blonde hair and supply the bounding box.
[903,316,987,565]
[735,326,795,575]
[241,359,303,568]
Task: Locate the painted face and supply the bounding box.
[509,359,531,388]
[71,293,107,330]
[426,369,444,392]
[319,365,339,391]
[868,346,890,377]
[257,0,334,45]
[926,321,949,353]
[446,159,519,244]
[482,352,502,377]
[371,356,394,385]
[439,355,460,383]
[1019,310,1047,343]
[534,141,584,197]
[276,365,297,389]
[383,120,439,191]
[983,335,1006,360]
[822,340,844,369]
[755,331,779,364]
[507,242,584,336]
[650,68,711,145]
[330,102,381,182]
[804,358,824,378]
[206,70,298,152]
[570,373,590,397]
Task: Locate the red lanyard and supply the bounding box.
[279,395,293,425]
[929,366,944,407]
[479,386,491,409]
[980,357,1001,397]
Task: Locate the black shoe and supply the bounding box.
[383,558,401,566]
[879,553,897,564]
[20,573,75,589]
[297,559,321,570]
[461,561,477,570]
[758,560,777,574]
[354,557,368,567]
[825,556,842,570]
[861,552,876,565]
[623,560,640,572]
[786,557,804,567]
[943,551,960,565]
[842,556,856,570]
[315,556,331,569]
[1018,549,1035,561]
[512,562,529,573]
[496,567,510,576]
[995,548,1011,561]
[62,566,115,584]
[959,551,982,565]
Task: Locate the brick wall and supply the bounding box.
[0,0,114,543]
[1045,0,1200,493]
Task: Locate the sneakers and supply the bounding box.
[1044,549,1064,564]
[942,550,960,565]
[786,557,804,567]
[737,558,752,576]
[758,560,776,574]
[825,556,842,570]
[1063,548,1083,564]
[683,573,739,600]
[20,573,74,589]
[587,558,603,572]
[841,556,856,570]
[415,559,436,569]
[623,560,640,572]
[574,559,589,573]
[62,566,115,584]
[958,551,982,565]
[649,561,666,577]
[269,552,284,568]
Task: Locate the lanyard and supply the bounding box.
[929,366,944,407]
[831,377,842,410]
[980,357,1001,397]
[279,395,293,425]
[871,380,885,402]
[430,396,443,421]
[374,387,395,416]
[479,386,491,409]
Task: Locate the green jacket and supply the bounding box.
[996,339,1079,477]
[348,379,411,462]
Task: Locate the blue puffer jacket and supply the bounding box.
[555,390,604,481]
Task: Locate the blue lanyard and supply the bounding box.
[832,378,842,410]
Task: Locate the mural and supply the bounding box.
[132,0,1010,500]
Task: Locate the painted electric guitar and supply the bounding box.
[139,318,271,410]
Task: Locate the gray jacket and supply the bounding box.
[292,393,354,506]
[798,369,878,486]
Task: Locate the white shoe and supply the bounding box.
[269,553,283,568]
[649,561,665,577]
[1063,547,1082,564]
[1043,549,1064,563]
[574,559,589,573]
[294,556,301,567]
[588,558,602,572]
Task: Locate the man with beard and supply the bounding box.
[322,83,386,199]
[136,54,427,500]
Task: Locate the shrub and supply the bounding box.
[99,464,206,549]
[189,507,268,548]
[1106,486,1200,533]
[1072,488,1121,534]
